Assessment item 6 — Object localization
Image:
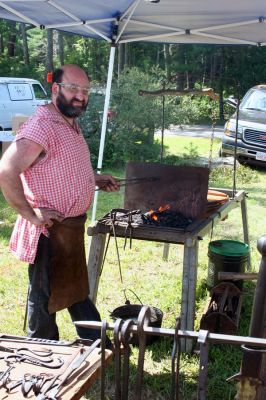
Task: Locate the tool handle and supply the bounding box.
[45,339,101,399]
[69,338,100,371]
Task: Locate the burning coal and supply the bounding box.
[142,204,194,228]
[99,205,194,230]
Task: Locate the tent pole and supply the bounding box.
[91,44,116,222]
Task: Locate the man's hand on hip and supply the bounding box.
[33,208,64,227]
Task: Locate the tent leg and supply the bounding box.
[91,44,116,223]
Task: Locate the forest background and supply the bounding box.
[1,19,266,169]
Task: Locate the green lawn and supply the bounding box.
[1,136,266,399]
[161,135,221,160]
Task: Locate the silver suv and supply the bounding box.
[221,85,266,166]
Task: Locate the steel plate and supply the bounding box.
[124,161,209,219]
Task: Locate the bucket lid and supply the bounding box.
[209,240,249,256]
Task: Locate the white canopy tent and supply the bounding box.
[1,0,266,218]
[1,0,266,45]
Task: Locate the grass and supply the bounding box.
[161,135,221,160]
[0,136,266,399]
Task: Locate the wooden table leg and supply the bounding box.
[163,243,170,260]
[87,233,107,304]
[181,237,199,352]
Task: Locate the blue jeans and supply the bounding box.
[28,234,108,344]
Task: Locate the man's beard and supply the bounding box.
[56,90,88,118]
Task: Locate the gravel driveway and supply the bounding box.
[155,124,224,139]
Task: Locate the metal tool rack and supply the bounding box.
[87,189,249,352]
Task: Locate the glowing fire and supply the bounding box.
[158,204,171,212]
[147,204,171,221]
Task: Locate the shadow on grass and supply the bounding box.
[243,164,266,174]
[245,193,266,209]
[86,356,198,400]
[87,329,244,399]
[85,340,240,400]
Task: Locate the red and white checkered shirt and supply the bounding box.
[10,105,95,263]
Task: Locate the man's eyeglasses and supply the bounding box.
[57,83,90,95]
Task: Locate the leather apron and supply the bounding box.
[48,214,89,314]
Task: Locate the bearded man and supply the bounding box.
[0,64,119,345]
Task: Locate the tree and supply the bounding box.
[7,21,16,57]
[118,43,125,77]
[163,44,171,81]
[57,31,64,65]
[45,29,54,80]
[20,23,30,65]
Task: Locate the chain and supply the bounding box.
[208,106,218,169]
[208,105,219,244]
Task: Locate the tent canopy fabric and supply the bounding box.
[1,0,266,46]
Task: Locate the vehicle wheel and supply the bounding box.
[236,157,247,166]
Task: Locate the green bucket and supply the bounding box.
[207,240,249,289]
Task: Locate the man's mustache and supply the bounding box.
[71,99,86,106]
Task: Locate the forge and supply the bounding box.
[87,162,249,352]
[97,162,210,232]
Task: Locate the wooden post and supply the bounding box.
[163,243,170,260]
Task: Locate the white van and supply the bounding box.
[0,77,49,130]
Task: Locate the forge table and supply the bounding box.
[87,189,249,352]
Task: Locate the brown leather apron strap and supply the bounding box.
[48,214,89,314]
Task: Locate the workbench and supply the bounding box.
[87,189,249,352]
[0,336,112,399]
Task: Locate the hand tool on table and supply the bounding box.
[6,372,54,394]
[2,347,64,369]
[0,333,78,346]
[0,364,14,389]
[32,373,55,396]
[21,373,38,397]
[38,338,101,400]
[35,347,84,400]
[95,176,160,190]
[0,345,53,357]
[6,377,24,392]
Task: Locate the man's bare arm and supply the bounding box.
[0,139,63,227]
